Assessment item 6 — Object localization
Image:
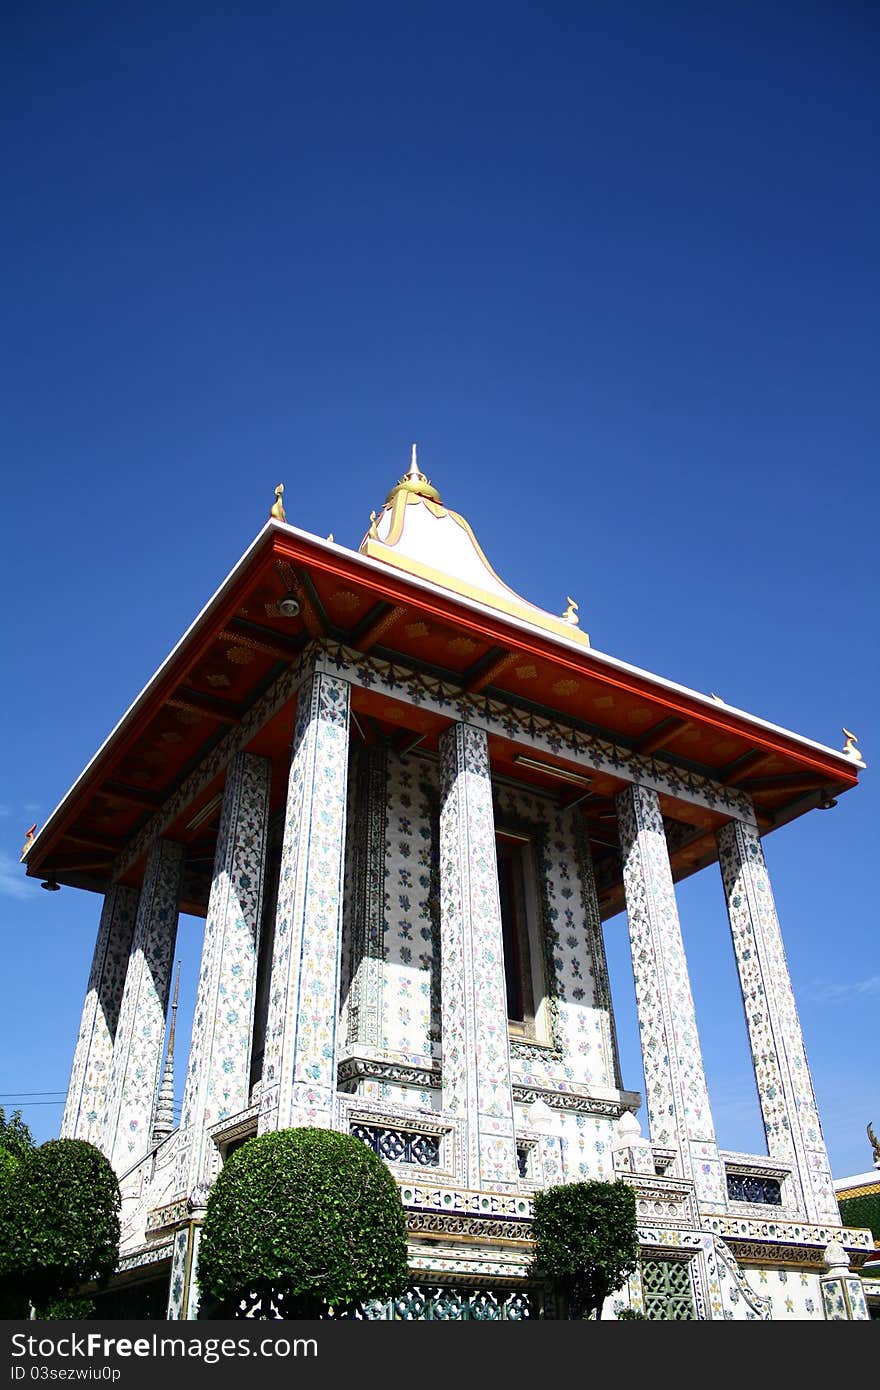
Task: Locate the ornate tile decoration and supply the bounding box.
[616,785,726,1211]
[345,745,388,1049]
[381,754,438,1058]
[176,753,271,1197]
[313,641,756,824]
[61,884,138,1144]
[104,839,185,1172]
[716,818,838,1225]
[439,722,518,1189]
[258,671,351,1132]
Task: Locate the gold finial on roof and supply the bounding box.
[384,443,442,506]
[562,596,579,626]
[842,728,863,761]
[21,823,37,859]
[270,483,286,523]
[868,1121,880,1169]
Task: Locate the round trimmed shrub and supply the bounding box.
[197,1128,410,1317]
[531,1179,639,1320]
[0,1138,120,1317]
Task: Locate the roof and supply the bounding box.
[21,457,863,919]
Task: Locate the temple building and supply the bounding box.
[22,449,873,1320]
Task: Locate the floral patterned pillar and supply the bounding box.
[103,839,185,1173]
[258,670,350,1134]
[439,721,518,1190]
[716,818,838,1223]
[61,884,139,1145]
[175,752,271,1200]
[616,784,726,1211]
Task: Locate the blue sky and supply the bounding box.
[2,2,877,1179]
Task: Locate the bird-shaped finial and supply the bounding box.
[21,824,37,859]
[868,1120,880,1169]
[842,728,863,762]
[270,484,286,523]
[562,596,579,626]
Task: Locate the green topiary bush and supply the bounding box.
[197,1128,410,1317]
[0,1138,120,1318]
[531,1179,639,1320]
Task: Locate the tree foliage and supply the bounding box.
[0,1138,121,1318]
[531,1179,639,1319]
[198,1128,410,1317]
[0,1107,35,1184]
[0,1108,37,1316]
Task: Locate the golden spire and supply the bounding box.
[270,483,286,523]
[384,443,442,506]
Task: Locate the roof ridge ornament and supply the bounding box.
[270,483,286,523]
[384,443,442,506]
[842,728,864,763]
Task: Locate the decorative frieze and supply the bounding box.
[716,818,838,1224]
[104,839,184,1173]
[314,641,757,824]
[616,785,726,1211]
[61,884,138,1144]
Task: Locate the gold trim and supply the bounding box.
[361,535,591,647]
[838,1181,880,1200]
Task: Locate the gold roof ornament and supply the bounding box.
[359,445,590,647]
[841,728,864,762]
[270,483,286,523]
[562,597,579,626]
[869,1121,880,1170]
[20,823,37,860]
[384,443,443,507]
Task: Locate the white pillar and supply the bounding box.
[716,818,838,1223]
[103,839,185,1172]
[258,670,351,1133]
[439,721,518,1190]
[616,784,726,1210]
[175,752,271,1199]
[61,884,139,1144]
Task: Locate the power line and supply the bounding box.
[0,1090,66,1098]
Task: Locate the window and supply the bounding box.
[640,1259,696,1320]
[496,830,549,1042]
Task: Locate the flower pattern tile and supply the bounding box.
[439,723,518,1189]
[617,785,726,1211]
[61,884,138,1144]
[716,819,838,1225]
[259,671,351,1133]
[104,839,185,1171]
[176,752,271,1194]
